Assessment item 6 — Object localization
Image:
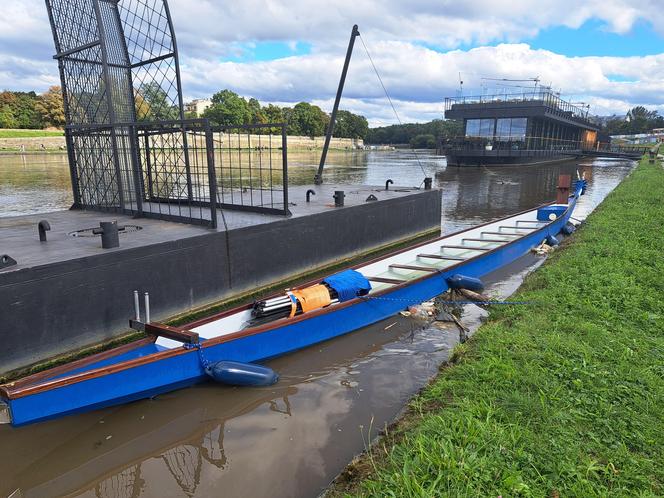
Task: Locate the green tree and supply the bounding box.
[13,92,43,129]
[288,102,328,138]
[139,82,179,121]
[336,110,368,139]
[35,86,65,128]
[366,119,461,145]
[248,97,267,125]
[410,133,437,149]
[203,89,252,126]
[0,107,16,128]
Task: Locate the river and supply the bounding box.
[0,150,634,498]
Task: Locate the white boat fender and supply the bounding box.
[546,234,560,246]
[445,274,485,293]
[561,223,576,235]
[205,361,279,387]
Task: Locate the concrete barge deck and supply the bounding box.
[0,184,441,374]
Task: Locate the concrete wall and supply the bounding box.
[0,190,440,374]
[0,134,363,152]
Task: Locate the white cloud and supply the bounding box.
[180,43,664,124]
[0,0,663,123]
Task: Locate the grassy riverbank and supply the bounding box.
[334,157,664,497]
[0,129,64,138]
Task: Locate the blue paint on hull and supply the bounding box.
[6,195,579,425]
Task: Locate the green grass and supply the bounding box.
[0,129,64,138]
[336,158,664,497]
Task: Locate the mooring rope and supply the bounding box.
[359,33,429,183]
[184,342,211,369]
[360,295,534,306]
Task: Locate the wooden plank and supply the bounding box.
[367,276,406,284]
[462,238,508,243]
[481,231,521,237]
[389,264,439,272]
[418,253,466,261]
[145,323,199,344]
[441,244,491,251]
[498,225,538,230]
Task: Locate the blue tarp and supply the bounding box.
[323,269,372,302]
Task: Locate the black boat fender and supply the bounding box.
[546,234,560,246]
[561,223,576,235]
[446,274,485,293]
[205,361,279,387]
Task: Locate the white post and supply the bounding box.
[133,290,140,321]
[144,292,151,323]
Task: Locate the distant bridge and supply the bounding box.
[580,145,649,160]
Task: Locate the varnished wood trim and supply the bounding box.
[389,264,439,272]
[462,238,510,243]
[368,276,407,284]
[441,244,491,251]
[0,337,156,394]
[146,323,199,344]
[418,254,466,261]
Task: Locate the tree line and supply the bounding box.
[199,89,369,139]
[0,87,65,129]
[600,106,664,135]
[366,119,462,148]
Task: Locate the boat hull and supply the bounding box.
[4,196,577,425]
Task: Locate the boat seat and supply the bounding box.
[417,253,466,261]
[367,276,406,285]
[462,238,509,243]
[389,263,438,272]
[499,225,538,230]
[481,231,521,237]
[441,244,491,251]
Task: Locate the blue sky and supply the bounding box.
[1,0,663,125]
[527,19,663,57]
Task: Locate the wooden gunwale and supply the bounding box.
[2,199,565,400]
[0,337,156,394]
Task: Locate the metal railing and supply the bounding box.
[211,123,289,215]
[444,89,593,123]
[66,118,290,227]
[440,136,651,158]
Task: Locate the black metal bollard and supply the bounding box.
[385,179,393,190]
[0,254,17,270]
[38,220,51,242]
[333,190,345,207]
[306,189,316,202]
[424,177,433,190]
[93,221,124,249]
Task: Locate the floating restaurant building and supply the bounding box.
[442,89,600,166]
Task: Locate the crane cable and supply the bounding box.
[358,34,429,183]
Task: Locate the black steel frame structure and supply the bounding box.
[45,0,289,226]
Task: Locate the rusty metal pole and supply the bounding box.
[314,25,360,185]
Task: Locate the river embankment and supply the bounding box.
[329,154,664,497]
[0,130,364,153]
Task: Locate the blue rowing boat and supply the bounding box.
[0,176,586,426]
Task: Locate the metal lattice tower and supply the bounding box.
[45,0,185,214]
[45,0,291,226]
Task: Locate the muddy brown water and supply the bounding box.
[0,151,634,497]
